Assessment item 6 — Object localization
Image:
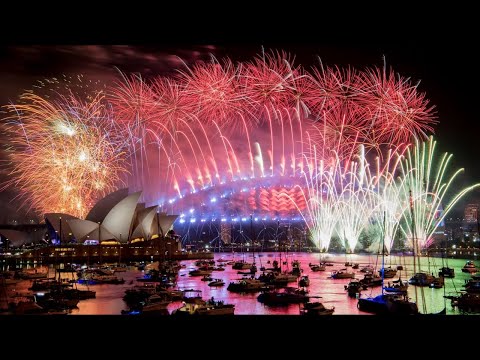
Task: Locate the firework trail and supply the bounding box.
[397,136,480,250]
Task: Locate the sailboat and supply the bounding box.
[357,211,418,314]
[309,248,326,271]
[436,240,454,278]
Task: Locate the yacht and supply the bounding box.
[141,294,170,314]
[300,302,334,315]
[232,260,253,270]
[257,287,309,305]
[188,269,213,277]
[208,279,225,287]
[345,280,363,297]
[173,296,235,315]
[331,269,355,279]
[227,278,270,293]
[378,267,397,279]
[383,278,408,295]
[461,261,477,273]
[258,272,298,285]
[438,267,455,278]
[309,263,326,272]
[408,272,436,286]
[357,293,418,314]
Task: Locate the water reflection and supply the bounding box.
[1,252,478,315]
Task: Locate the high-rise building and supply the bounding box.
[465,204,479,222]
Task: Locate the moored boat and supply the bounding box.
[461,261,477,273]
[300,302,334,315]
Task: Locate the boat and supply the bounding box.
[34,292,79,310]
[429,277,444,289]
[472,273,480,280]
[56,264,80,273]
[331,269,355,279]
[111,264,129,272]
[378,267,397,279]
[408,272,436,286]
[360,265,374,273]
[78,273,125,285]
[300,302,334,315]
[173,294,235,315]
[194,299,235,315]
[15,269,48,280]
[208,279,225,287]
[450,293,480,312]
[11,299,68,315]
[383,278,408,295]
[232,260,253,270]
[309,263,326,272]
[345,279,363,297]
[464,279,480,293]
[438,267,455,278]
[257,287,310,306]
[357,293,418,314]
[357,211,418,315]
[298,275,310,287]
[359,273,383,288]
[1,278,22,285]
[461,261,477,273]
[257,272,298,285]
[289,260,302,276]
[140,294,170,314]
[227,278,270,293]
[188,269,213,277]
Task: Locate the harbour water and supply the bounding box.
[2,252,478,315]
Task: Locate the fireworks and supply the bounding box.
[290,137,480,253]
[397,136,480,250]
[3,50,472,254]
[2,85,130,218]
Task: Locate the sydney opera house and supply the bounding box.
[0,188,180,251]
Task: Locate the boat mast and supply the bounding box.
[409,189,426,312]
[382,211,385,296]
[251,214,255,265]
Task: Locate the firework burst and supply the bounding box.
[2,88,129,218]
[397,136,480,250]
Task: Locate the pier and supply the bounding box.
[0,243,213,267]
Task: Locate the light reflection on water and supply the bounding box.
[2,252,478,315]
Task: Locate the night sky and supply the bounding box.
[1,18,478,221]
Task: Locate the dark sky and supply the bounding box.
[0,18,479,220]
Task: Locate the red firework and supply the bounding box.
[357,66,437,144]
[149,77,194,131]
[308,65,366,116]
[108,72,157,128]
[177,57,246,128]
[282,68,319,119]
[240,50,298,120]
[311,105,373,163]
